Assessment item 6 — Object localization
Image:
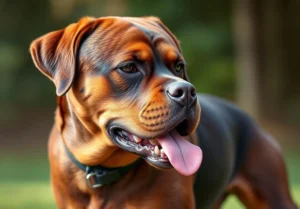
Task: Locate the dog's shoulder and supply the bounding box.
[196,93,257,179]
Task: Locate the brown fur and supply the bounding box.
[30,16,297,209]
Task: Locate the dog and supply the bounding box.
[30,16,298,209]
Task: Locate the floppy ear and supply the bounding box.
[30,17,98,96]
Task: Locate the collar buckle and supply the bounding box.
[86,172,103,188]
[85,167,122,189]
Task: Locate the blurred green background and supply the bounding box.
[0,0,299,208]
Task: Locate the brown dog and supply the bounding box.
[30,16,298,209]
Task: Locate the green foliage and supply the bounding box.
[177,25,235,99]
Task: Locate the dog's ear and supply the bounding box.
[30,17,98,96]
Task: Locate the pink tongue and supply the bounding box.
[156,130,202,176]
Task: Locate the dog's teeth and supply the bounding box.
[154,146,160,156]
[133,135,142,143]
[160,148,166,158]
[149,139,157,145]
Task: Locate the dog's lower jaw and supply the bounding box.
[100,149,141,167]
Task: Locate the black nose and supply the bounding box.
[166,81,197,105]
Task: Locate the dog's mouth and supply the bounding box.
[108,121,203,176]
[111,127,171,167]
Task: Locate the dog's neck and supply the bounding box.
[56,95,139,168]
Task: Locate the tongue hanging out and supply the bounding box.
[156,130,203,176]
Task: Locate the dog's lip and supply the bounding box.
[107,125,172,168]
[108,125,168,157]
[108,124,156,140]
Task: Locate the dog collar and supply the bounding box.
[64,144,143,188]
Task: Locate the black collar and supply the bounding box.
[64,144,143,188]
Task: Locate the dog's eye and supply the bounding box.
[175,62,185,73]
[119,63,138,73]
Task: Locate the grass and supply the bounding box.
[0,182,54,209]
[0,151,299,209]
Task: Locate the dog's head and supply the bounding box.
[30,16,202,176]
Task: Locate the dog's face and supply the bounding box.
[30,17,202,176]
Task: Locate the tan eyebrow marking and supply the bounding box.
[156,41,181,63]
[112,42,153,67]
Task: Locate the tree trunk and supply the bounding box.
[233,0,261,119]
[233,0,300,124]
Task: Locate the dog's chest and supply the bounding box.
[88,193,194,209]
[85,170,196,209]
